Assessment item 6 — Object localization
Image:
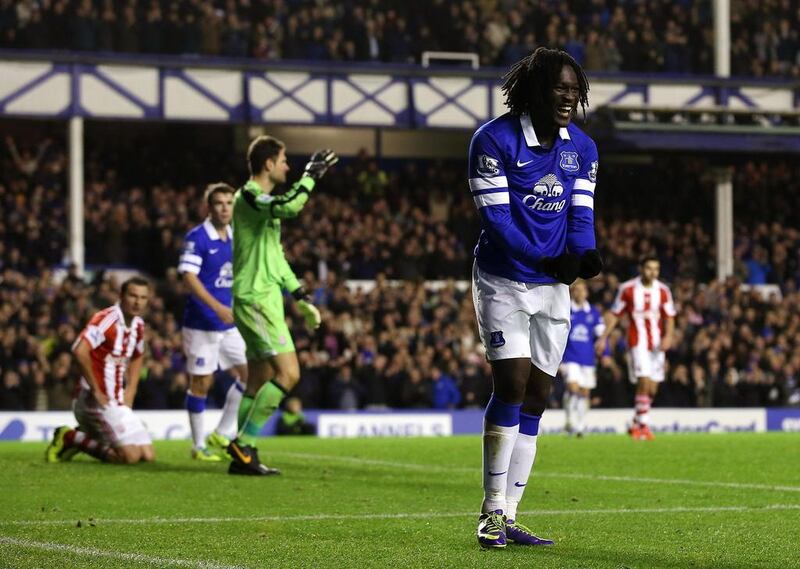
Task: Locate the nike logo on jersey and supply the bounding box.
[209,248,219,254]
[516,159,534,167]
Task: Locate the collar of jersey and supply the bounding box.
[520,114,570,147]
[203,218,232,241]
[571,300,591,312]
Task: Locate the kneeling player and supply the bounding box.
[561,280,604,437]
[46,278,155,464]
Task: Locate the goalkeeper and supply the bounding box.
[226,135,337,476]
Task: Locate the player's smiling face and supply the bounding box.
[209,193,233,226]
[551,65,579,128]
[267,149,290,185]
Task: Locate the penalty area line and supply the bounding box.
[3,504,799,527]
[0,536,244,569]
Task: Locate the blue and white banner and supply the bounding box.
[766,408,800,432]
[0,408,791,442]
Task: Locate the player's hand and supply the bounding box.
[303,149,338,181]
[93,389,110,407]
[578,249,604,279]
[215,306,235,325]
[296,299,321,330]
[540,253,580,285]
[594,337,607,357]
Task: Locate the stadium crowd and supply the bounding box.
[1,133,799,412]
[1,0,798,77]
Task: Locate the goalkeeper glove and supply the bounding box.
[578,249,604,279]
[296,300,321,330]
[540,253,580,285]
[303,149,338,181]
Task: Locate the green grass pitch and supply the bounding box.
[1,433,798,568]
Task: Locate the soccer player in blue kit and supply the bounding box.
[469,48,603,548]
[561,280,604,437]
[178,183,248,461]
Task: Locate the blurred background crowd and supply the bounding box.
[1,129,799,412]
[1,0,799,76]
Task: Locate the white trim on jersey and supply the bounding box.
[573,178,596,193]
[469,176,508,192]
[474,192,510,208]
[520,114,570,146]
[571,194,594,209]
[202,218,232,241]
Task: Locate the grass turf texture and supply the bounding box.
[1,433,798,568]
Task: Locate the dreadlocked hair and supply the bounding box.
[501,47,590,118]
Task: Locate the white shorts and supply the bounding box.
[73,391,152,447]
[562,362,597,390]
[472,262,570,377]
[182,326,247,375]
[627,345,666,383]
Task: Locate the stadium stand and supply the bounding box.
[0,0,797,76]
[1,132,798,412]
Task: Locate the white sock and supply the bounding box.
[576,395,589,434]
[481,421,518,514]
[505,433,538,522]
[216,379,244,439]
[563,391,573,428]
[189,411,204,449]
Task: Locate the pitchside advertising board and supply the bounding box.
[1,408,796,442]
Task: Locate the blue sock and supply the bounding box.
[185,393,206,413]
[484,395,521,427]
[519,412,541,436]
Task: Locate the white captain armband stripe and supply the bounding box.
[573,179,596,193]
[469,176,508,192]
[473,192,510,208]
[180,253,203,265]
[571,194,594,209]
[178,263,201,274]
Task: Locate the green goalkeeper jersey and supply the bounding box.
[232,177,315,302]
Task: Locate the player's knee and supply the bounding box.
[189,375,213,396]
[118,446,142,464]
[140,446,156,462]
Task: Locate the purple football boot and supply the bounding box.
[506,519,555,546]
[476,510,507,548]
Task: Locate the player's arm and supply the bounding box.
[178,236,234,325]
[659,286,678,352]
[183,272,233,325]
[277,253,321,331]
[124,354,144,408]
[661,316,675,352]
[124,326,147,407]
[469,131,545,266]
[596,287,627,355]
[568,141,603,279]
[243,150,338,219]
[72,337,109,407]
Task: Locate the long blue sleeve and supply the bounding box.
[566,140,598,254]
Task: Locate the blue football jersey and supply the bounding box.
[468,113,598,283]
[563,301,605,366]
[178,219,234,331]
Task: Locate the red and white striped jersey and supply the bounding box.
[72,304,145,405]
[611,277,676,351]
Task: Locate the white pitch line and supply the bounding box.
[269,451,800,493]
[0,536,244,569]
[2,504,799,527]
